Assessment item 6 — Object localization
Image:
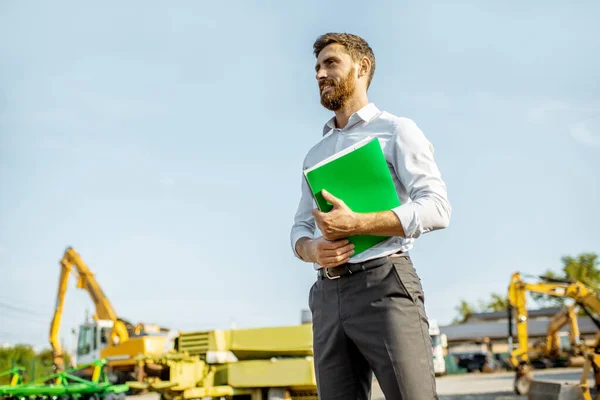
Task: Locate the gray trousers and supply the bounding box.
[308,255,439,400]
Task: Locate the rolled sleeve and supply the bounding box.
[390,119,451,239]
[290,172,317,260]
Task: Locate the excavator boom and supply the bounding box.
[49,247,130,371]
[61,247,118,321]
[545,305,577,356]
[49,259,71,371]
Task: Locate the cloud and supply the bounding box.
[569,122,600,148]
[527,100,600,148]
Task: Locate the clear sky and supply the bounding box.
[1,0,599,348]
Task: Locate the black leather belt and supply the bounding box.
[317,255,397,280]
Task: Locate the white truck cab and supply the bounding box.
[429,319,448,376]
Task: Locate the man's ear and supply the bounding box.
[359,57,371,79]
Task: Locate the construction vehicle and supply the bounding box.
[50,247,175,384]
[528,304,585,369]
[429,319,448,376]
[507,272,600,398]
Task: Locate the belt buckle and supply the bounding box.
[324,268,341,280]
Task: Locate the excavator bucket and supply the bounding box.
[527,380,586,400]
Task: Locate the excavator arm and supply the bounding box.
[545,304,581,357]
[49,247,131,371]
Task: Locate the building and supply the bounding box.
[440,307,600,355]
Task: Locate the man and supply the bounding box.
[290,33,451,400]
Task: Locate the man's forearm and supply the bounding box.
[353,211,406,237]
[295,237,316,262]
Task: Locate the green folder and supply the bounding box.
[303,136,401,256]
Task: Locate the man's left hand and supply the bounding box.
[312,190,360,241]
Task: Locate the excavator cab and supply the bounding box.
[75,319,113,366]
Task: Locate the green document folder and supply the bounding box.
[303,136,401,256]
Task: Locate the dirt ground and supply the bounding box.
[127,367,594,399]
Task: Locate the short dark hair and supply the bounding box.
[313,32,376,88]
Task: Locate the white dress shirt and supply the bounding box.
[290,103,451,270]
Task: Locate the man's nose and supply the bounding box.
[316,68,327,80]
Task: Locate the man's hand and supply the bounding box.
[312,190,359,241]
[295,236,355,268]
[312,189,407,239]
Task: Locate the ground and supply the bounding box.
[373,367,594,399]
[126,367,594,400]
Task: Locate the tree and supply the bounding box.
[452,299,474,324]
[452,292,509,324]
[486,292,509,311]
[531,252,600,309]
[562,253,600,290]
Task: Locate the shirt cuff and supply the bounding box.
[391,204,422,239]
[290,229,314,260]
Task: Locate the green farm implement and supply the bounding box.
[0,366,25,388]
[0,359,128,400]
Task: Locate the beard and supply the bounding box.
[319,67,356,111]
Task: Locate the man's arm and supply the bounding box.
[290,171,317,261]
[387,118,451,238]
[290,171,355,268]
[312,120,451,241]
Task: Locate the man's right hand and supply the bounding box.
[296,237,355,268]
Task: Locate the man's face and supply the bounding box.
[315,43,357,111]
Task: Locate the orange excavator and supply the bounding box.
[49,247,176,383]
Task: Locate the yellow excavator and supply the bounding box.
[50,247,176,383]
[528,304,584,369]
[545,304,584,363]
[507,272,600,399]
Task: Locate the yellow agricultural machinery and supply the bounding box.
[128,324,317,400]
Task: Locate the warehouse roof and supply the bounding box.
[441,314,600,342]
[465,307,563,323]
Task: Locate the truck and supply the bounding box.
[448,337,498,373]
[429,319,447,376]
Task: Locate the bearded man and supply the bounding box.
[290,33,451,400]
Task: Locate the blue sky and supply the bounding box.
[1,0,599,348]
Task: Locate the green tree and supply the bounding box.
[452,292,509,324]
[531,252,600,309]
[452,299,474,324]
[562,253,600,290]
[486,292,509,311]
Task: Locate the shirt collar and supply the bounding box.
[322,103,380,136]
